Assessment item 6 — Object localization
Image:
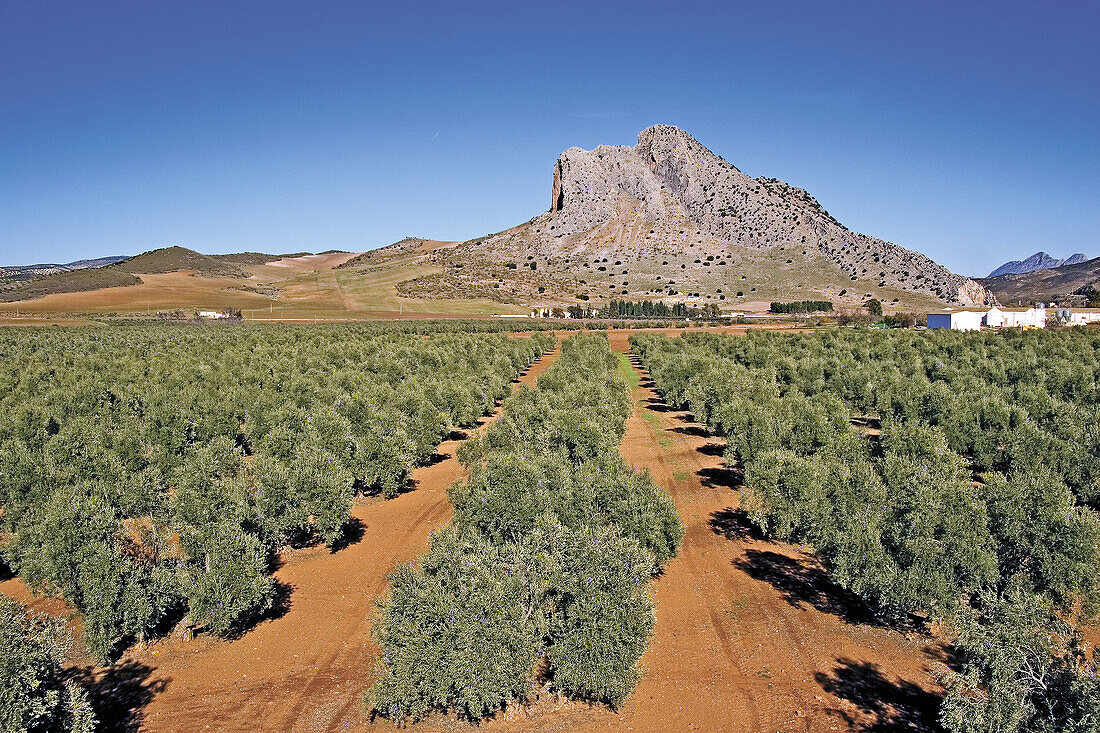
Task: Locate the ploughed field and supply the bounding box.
[2,324,1099,733]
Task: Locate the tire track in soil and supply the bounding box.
[449,342,946,733]
[134,344,561,733]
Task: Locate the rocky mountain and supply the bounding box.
[987,251,1088,278]
[0,255,127,282]
[389,125,990,309]
[981,256,1100,305]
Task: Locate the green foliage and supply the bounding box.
[940,591,1100,733]
[9,484,181,663]
[984,468,1100,615]
[367,529,544,722]
[0,324,554,660]
[633,328,1100,615]
[369,334,681,722]
[769,300,832,314]
[179,522,275,635]
[0,597,97,733]
[633,328,1100,725]
[543,523,655,706]
[599,299,721,320]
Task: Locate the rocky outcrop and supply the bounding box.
[382,125,991,308]
[531,125,990,305]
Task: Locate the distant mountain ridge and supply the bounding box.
[987,251,1088,278]
[981,255,1100,304]
[0,255,127,281]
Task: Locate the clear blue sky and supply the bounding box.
[2,1,1096,276]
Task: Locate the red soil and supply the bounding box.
[1,333,947,732]
[127,345,561,733]
[406,347,948,733]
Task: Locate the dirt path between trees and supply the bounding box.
[435,344,949,733]
[131,344,561,733]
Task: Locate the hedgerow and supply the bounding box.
[368,333,682,722]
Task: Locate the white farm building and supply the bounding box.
[984,306,1047,328]
[926,306,1047,330]
[926,309,987,331]
[1055,307,1100,326]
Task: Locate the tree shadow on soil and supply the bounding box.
[644,397,676,413]
[709,508,765,541]
[816,659,943,733]
[69,660,171,733]
[733,548,886,627]
[671,424,710,437]
[699,465,742,490]
[220,581,293,641]
[330,516,365,552]
[420,451,450,467]
[696,441,726,457]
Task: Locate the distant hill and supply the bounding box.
[386,125,989,309]
[987,251,1088,278]
[116,246,250,277]
[337,239,428,269]
[980,256,1100,304]
[0,246,284,303]
[0,266,141,302]
[0,255,127,282]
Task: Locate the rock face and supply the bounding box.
[387,125,992,308]
[988,251,1089,278]
[536,125,989,305]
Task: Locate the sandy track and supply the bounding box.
[427,347,947,733]
[134,344,560,733]
[603,359,946,732]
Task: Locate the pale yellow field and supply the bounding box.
[0,250,528,321]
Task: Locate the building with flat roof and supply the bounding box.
[1055,307,1100,326]
[926,309,987,330]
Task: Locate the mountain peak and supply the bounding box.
[406,125,992,308]
[987,251,1090,278]
[539,125,990,305]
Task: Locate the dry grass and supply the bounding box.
[0,251,529,320]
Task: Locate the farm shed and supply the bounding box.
[926,309,986,330]
[1056,307,1100,326]
[984,306,1046,328]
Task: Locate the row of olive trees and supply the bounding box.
[632,329,1100,732]
[367,334,683,723]
[657,329,1100,506]
[0,325,554,664]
